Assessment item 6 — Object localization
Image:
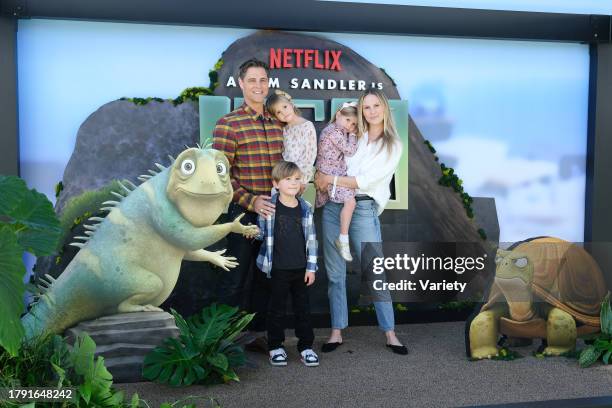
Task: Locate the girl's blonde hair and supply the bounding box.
[329,101,358,125]
[357,89,400,155]
[265,90,301,123]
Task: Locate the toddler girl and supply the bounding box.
[266,90,317,189]
[315,102,359,261]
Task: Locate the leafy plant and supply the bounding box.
[0,176,61,356]
[0,333,67,389]
[143,304,254,387]
[579,293,612,368]
[67,333,127,407]
[0,332,136,408]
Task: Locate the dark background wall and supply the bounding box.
[0,16,19,176]
[590,44,612,243]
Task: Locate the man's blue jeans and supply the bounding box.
[322,200,395,332]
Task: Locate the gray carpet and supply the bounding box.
[116,322,612,408]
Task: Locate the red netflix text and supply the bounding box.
[269,48,342,71]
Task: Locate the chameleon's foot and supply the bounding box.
[117,299,163,313]
[118,301,163,313]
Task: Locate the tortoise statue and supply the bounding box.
[467,237,608,359]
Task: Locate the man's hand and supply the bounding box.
[314,171,330,192]
[304,272,315,286]
[253,195,275,218]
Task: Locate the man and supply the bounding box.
[212,58,283,341]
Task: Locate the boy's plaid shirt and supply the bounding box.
[256,194,318,278]
[212,103,284,211]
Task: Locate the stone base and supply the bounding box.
[65,311,179,383]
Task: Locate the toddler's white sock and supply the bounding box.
[339,234,349,243]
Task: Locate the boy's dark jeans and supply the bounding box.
[267,267,314,352]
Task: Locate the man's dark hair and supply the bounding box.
[238,58,269,79]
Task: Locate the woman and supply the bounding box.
[315,89,407,355]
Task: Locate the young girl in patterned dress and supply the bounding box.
[315,102,359,262]
[265,90,317,190]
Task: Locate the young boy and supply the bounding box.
[256,160,319,367]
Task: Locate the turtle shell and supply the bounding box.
[483,237,607,324]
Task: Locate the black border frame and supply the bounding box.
[1,0,611,241]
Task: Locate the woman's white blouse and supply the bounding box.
[346,132,403,215]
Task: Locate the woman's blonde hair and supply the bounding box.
[265,90,301,124]
[329,101,358,125]
[357,89,400,155]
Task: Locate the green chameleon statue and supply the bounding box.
[23,147,259,339]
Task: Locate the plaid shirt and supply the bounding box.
[212,103,284,211]
[256,194,318,278]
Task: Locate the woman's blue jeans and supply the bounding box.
[322,200,395,332]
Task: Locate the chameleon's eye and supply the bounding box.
[216,162,227,176]
[180,159,196,176]
[514,257,528,268]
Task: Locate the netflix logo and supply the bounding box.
[269,48,342,71]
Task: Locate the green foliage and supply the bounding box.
[119,97,165,106]
[172,87,214,106]
[68,333,127,407]
[601,293,612,336]
[422,140,487,239]
[0,227,26,357]
[124,58,224,107]
[477,228,487,240]
[0,176,62,256]
[57,180,122,251]
[394,303,409,312]
[143,304,254,387]
[55,181,64,199]
[0,333,135,407]
[579,293,612,368]
[491,347,522,361]
[350,305,375,314]
[0,333,66,389]
[379,67,396,87]
[423,140,436,154]
[0,176,61,356]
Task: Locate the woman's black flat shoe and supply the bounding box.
[386,344,408,355]
[321,342,343,353]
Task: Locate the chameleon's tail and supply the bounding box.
[21,296,56,341]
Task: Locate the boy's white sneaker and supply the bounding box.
[269,348,288,366]
[300,349,320,367]
[335,239,353,262]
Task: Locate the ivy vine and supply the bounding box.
[424,139,487,240]
[120,58,224,106]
